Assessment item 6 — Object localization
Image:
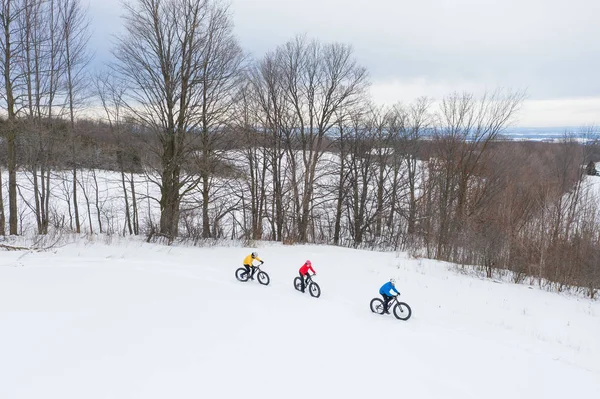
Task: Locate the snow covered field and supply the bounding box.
[1,239,598,399]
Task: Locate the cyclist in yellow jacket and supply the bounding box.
[242,252,263,280]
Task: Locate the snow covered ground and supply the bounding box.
[1,239,598,399]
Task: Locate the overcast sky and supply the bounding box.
[89,0,600,127]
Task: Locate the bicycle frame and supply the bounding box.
[248,264,264,273]
[381,294,400,308]
[253,265,263,272]
[240,264,265,280]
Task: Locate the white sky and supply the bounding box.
[89,0,600,127]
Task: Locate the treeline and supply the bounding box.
[1,0,90,234]
[1,0,599,297]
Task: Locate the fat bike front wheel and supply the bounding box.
[393,302,412,321]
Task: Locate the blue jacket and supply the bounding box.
[379,281,399,296]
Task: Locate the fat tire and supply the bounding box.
[309,282,321,298]
[257,271,270,285]
[393,302,412,321]
[235,267,249,282]
[294,277,302,291]
[370,298,385,314]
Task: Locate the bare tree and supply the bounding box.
[401,98,430,239]
[275,37,368,242]
[370,106,395,239]
[345,110,377,246]
[233,81,268,240]
[427,90,525,259]
[0,0,24,235]
[193,2,245,238]
[249,52,291,241]
[0,162,4,235]
[95,72,141,235]
[114,0,243,240]
[331,111,351,245]
[59,0,91,234]
[18,0,66,234]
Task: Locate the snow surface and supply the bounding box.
[1,239,599,399]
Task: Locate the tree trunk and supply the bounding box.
[121,169,132,235]
[159,135,181,239]
[130,172,139,235]
[2,0,18,235]
[7,123,17,235]
[92,168,103,234]
[201,172,210,238]
[0,165,5,236]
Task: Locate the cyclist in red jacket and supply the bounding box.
[298,260,316,293]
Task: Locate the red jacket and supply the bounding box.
[299,263,315,275]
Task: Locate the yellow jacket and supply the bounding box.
[243,254,262,266]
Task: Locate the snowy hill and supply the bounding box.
[1,239,599,398]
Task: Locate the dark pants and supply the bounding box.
[381,293,393,312]
[299,272,307,292]
[243,264,255,279]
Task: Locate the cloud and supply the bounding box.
[89,0,600,126]
[518,97,600,127]
[370,78,599,127]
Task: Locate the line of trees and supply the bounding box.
[1,0,599,297]
[1,0,90,235]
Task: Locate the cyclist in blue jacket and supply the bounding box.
[379,278,400,314]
